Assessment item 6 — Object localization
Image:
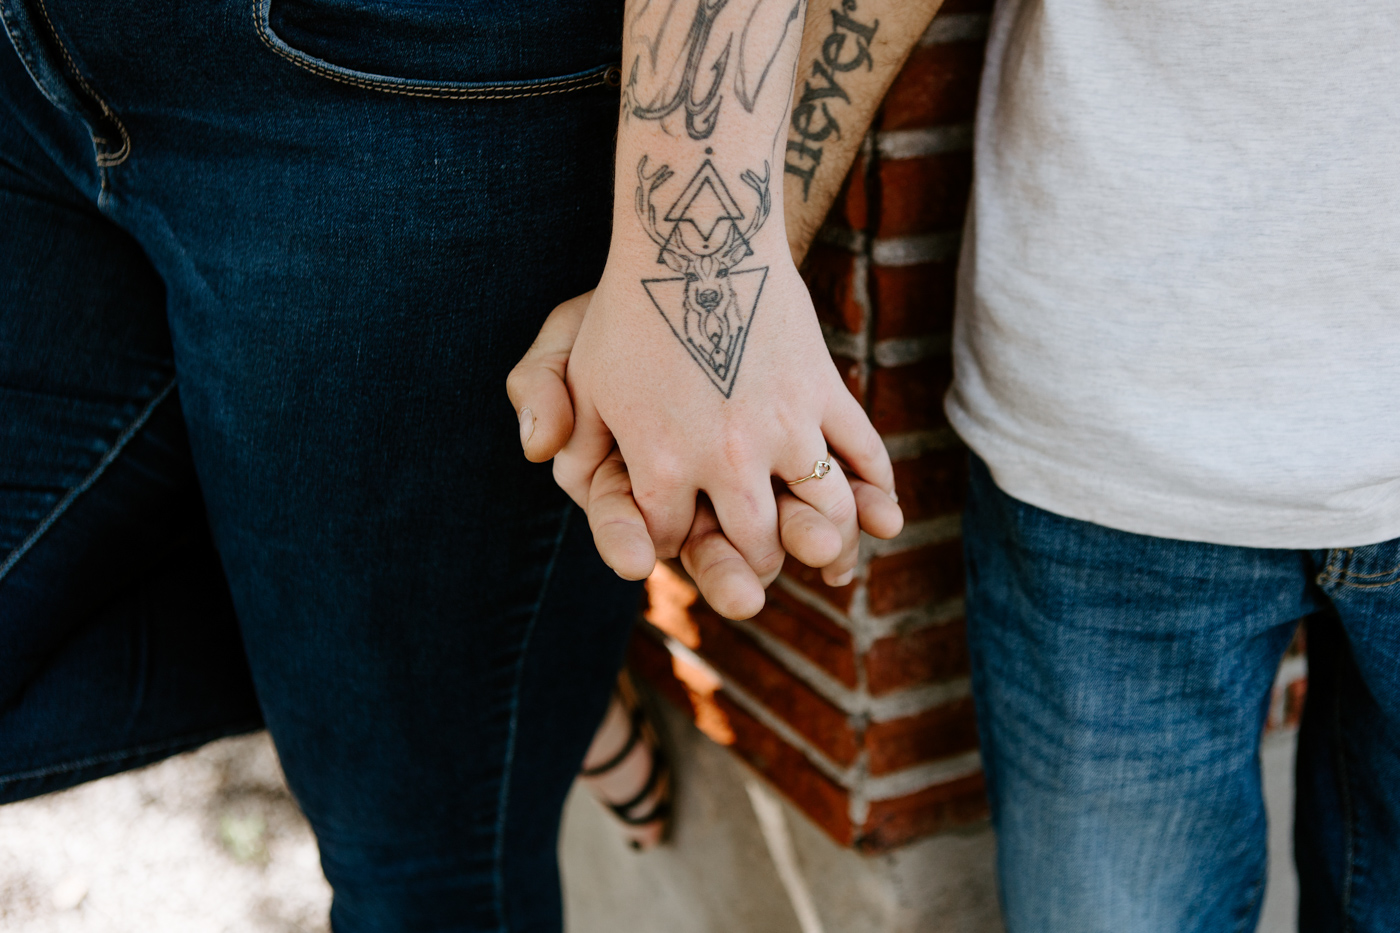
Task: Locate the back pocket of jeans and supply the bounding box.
[254,0,623,98]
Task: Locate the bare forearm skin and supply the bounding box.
[783,0,946,264]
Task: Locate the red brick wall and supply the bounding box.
[632,0,1308,853]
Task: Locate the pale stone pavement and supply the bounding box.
[0,729,1300,932]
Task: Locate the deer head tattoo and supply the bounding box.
[637,156,771,395]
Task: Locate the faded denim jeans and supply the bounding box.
[965,454,1400,932]
[0,0,640,929]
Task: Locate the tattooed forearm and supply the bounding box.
[735,0,804,111]
[784,0,878,199]
[637,155,773,396]
[626,0,805,139]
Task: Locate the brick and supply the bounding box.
[644,563,700,648]
[832,354,863,403]
[866,538,965,616]
[718,694,855,845]
[750,586,858,688]
[889,448,967,524]
[827,155,868,232]
[1284,677,1308,728]
[691,609,862,766]
[880,42,985,132]
[803,244,865,336]
[780,553,857,613]
[630,633,855,845]
[629,629,684,707]
[1288,622,1307,657]
[865,617,971,696]
[628,629,737,746]
[866,697,979,775]
[871,260,958,341]
[868,356,953,436]
[856,772,988,852]
[876,154,973,238]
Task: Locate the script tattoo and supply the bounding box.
[637,156,772,396]
[784,0,878,199]
[626,0,804,139]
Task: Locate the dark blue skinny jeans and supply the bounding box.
[965,455,1400,933]
[0,0,638,929]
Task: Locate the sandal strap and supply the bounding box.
[611,797,671,827]
[579,704,645,778]
[608,745,668,824]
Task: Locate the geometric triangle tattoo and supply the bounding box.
[642,267,768,397]
[635,156,773,398]
[664,161,746,241]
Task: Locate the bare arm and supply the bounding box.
[508,0,940,615]
[785,0,945,262]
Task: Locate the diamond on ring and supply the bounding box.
[786,459,833,486]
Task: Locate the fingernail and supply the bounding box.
[518,407,534,448]
[891,489,899,504]
[833,570,855,587]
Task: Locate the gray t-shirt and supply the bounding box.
[946,0,1400,548]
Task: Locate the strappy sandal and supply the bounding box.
[579,669,673,850]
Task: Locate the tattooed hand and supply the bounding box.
[513,0,943,615]
[509,291,902,618]
[555,155,893,599]
[546,0,905,614]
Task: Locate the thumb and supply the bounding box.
[506,291,591,462]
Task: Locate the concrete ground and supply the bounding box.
[0,727,1299,932]
[0,734,330,933]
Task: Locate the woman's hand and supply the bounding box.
[517,267,901,615]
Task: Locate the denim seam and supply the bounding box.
[1326,548,1400,580]
[1332,578,1400,590]
[491,505,573,932]
[1233,860,1268,933]
[252,0,616,101]
[1317,549,1400,589]
[1337,566,1400,578]
[0,720,263,788]
[0,378,175,584]
[31,0,130,166]
[1333,653,1356,933]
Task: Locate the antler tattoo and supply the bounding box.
[637,156,772,397]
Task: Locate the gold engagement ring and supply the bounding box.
[786,459,833,486]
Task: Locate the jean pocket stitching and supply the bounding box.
[1336,562,1400,580]
[252,0,619,100]
[24,0,131,165]
[1334,562,1400,589]
[1333,575,1400,590]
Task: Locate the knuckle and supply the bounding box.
[749,543,786,577]
[862,424,887,461]
[642,453,688,492]
[504,372,526,408]
[825,494,857,528]
[552,458,582,493]
[689,531,730,571]
[718,429,755,474]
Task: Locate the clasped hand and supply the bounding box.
[508,269,902,619]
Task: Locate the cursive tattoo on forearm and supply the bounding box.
[626,0,805,139]
[784,0,879,199]
[636,155,773,396]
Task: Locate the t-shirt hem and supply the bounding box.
[947,405,1400,551]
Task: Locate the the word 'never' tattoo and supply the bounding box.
[637,156,772,397]
[626,0,803,139]
[785,0,878,199]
